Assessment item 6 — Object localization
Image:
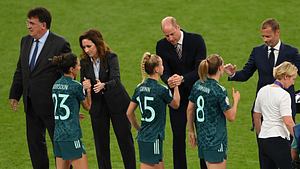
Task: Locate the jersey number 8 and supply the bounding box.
[196,96,205,122]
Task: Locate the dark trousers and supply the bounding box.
[258,137,292,169]
[170,106,207,169]
[26,98,54,169]
[90,105,136,169]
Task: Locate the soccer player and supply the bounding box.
[52,53,92,169]
[126,52,180,169]
[187,54,240,169]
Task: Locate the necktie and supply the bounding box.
[175,43,182,60]
[269,47,275,67]
[30,40,39,71]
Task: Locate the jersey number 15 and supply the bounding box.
[137,96,155,122]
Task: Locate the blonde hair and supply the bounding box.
[140,52,161,82]
[273,61,298,80]
[199,54,224,82]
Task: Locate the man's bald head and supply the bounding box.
[160,16,181,45]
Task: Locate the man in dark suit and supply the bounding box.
[9,7,71,169]
[156,16,207,169]
[224,18,300,168]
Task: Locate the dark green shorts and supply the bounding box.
[54,139,86,160]
[199,144,227,163]
[138,139,163,164]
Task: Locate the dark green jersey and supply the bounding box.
[52,76,85,141]
[189,78,230,151]
[132,78,173,142]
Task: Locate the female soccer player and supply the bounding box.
[126,52,180,169]
[187,54,240,169]
[52,53,92,169]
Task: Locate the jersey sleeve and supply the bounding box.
[131,88,139,103]
[162,87,173,104]
[217,88,231,113]
[188,84,197,103]
[75,83,85,102]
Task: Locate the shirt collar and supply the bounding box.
[90,57,100,63]
[268,40,281,51]
[35,30,49,44]
[177,31,184,45]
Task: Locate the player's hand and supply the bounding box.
[232,88,240,102]
[82,77,91,90]
[168,74,182,88]
[79,113,85,121]
[188,131,197,148]
[167,76,176,88]
[10,99,19,111]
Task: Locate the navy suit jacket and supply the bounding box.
[9,32,71,115]
[156,30,206,104]
[229,42,300,116]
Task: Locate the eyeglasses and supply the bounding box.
[25,20,42,27]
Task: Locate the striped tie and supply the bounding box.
[175,43,182,60]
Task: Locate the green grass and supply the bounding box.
[1,0,300,168]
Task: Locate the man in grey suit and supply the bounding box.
[9,7,71,169]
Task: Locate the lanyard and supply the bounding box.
[274,80,284,89]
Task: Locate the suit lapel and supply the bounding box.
[275,43,285,66]
[24,37,34,71]
[100,54,109,81]
[181,31,186,60]
[87,59,97,83]
[33,33,53,71]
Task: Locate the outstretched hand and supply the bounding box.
[224,64,237,76]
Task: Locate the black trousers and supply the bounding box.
[26,98,54,169]
[258,137,292,169]
[170,105,207,169]
[90,105,136,169]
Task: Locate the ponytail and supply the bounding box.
[199,59,209,82]
[141,52,151,82]
[140,52,161,82]
[198,54,224,82]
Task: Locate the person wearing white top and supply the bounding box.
[253,61,297,169]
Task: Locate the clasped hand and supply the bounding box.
[93,79,105,93]
[167,74,182,88]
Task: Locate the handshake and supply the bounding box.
[167,74,184,88]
